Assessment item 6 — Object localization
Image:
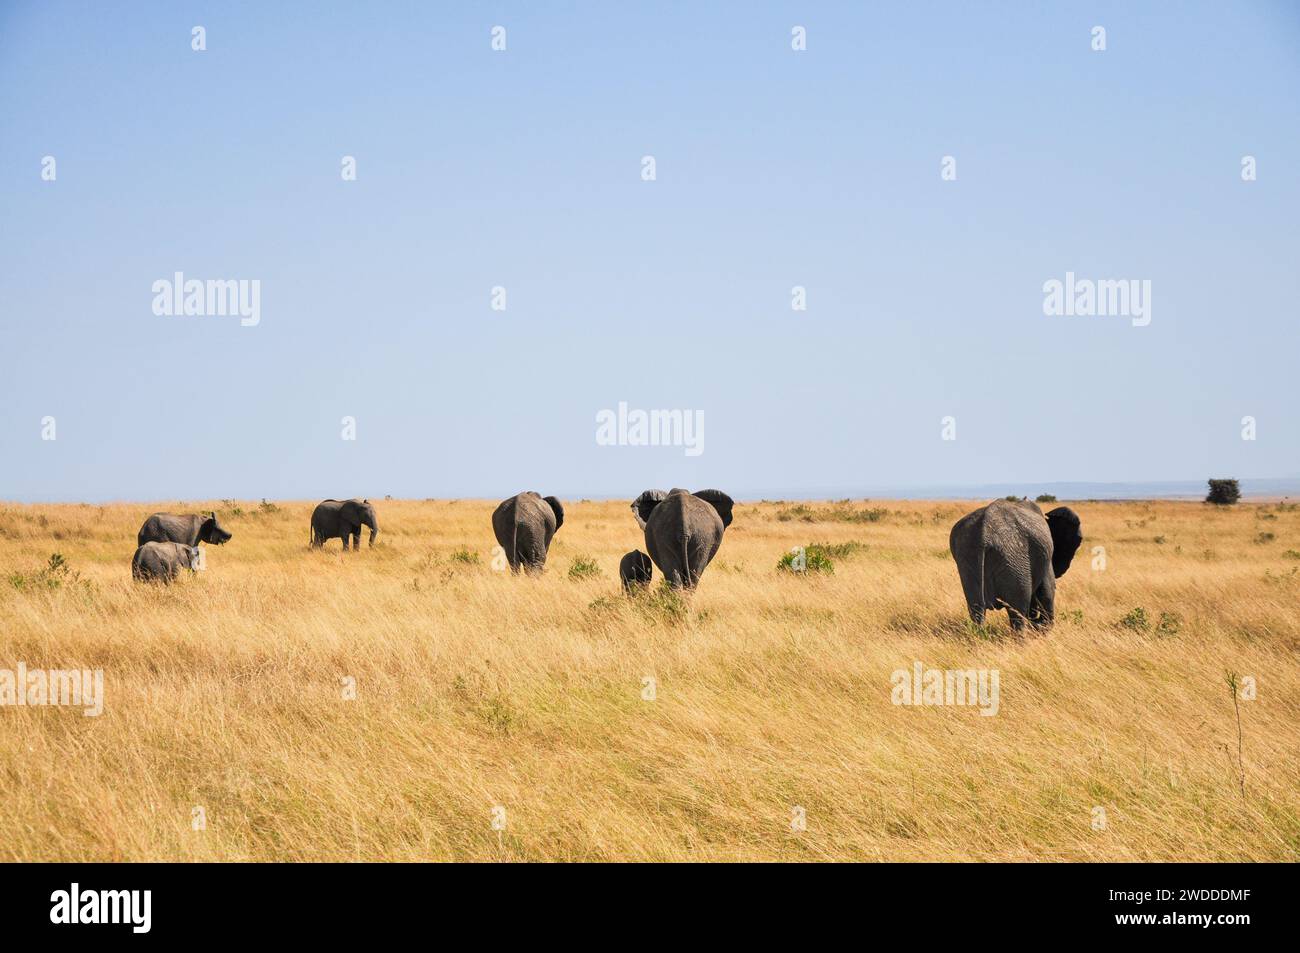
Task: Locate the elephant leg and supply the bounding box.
[1030,575,1056,630]
[953,546,987,624]
[341,532,350,551]
[352,530,361,550]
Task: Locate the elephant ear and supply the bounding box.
[631,490,667,530]
[339,500,362,524]
[693,489,734,528]
[199,515,215,542]
[543,495,565,531]
[1046,507,1082,577]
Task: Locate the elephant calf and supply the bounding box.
[132,541,200,583]
[949,499,1082,632]
[137,511,232,548]
[492,492,564,573]
[631,488,734,589]
[311,499,379,550]
[619,550,653,592]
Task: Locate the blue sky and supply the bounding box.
[2,1,1297,502]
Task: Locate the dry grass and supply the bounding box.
[0,497,1297,861]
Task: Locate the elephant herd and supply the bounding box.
[129,492,1084,632]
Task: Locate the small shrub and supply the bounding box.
[775,505,887,524]
[1004,495,1021,502]
[1206,479,1240,505]
[1035,494,1057,504]
[258,498,280,514]
[1153,535,1166,544]
[1255,532,1275,544]
[1283,550,1300,560]
[1118,607,1150,632]
[777,547,834,574]
[1157,612,1182,636]
[8,553,86,592]
[449,547,480,565]
[637,583,689,625]
[568,556,600,580]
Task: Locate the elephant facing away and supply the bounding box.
[631,488,734,589]
[311,499,379,550]
[492,492,564,573]
[132,541,199,583]
[620,550,653,592]
[137,511,232,548]
[949,499,1082,632]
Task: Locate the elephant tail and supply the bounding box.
[681,532,691,588]
[511,519,518,569]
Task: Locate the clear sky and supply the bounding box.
[2,1,1297,502]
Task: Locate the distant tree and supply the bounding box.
[1036,494,1057,504]
[1206,479,1241,505]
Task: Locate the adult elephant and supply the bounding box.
[132,541,199,583]
[137,511,232,548]
[631,488,733,589]
[492,492,564,573]
[311,499,379,550]
[948,499,1082,632]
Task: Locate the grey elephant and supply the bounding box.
[311,499,379,550]
[132,541,200,583]
[137,511,232,548]
[631,488,734,589]
[492,492,564,573]
[619,550,653,592]
[948,499,1082,631]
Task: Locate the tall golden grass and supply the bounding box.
[0,497,1296,861]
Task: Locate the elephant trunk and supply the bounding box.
[366,517,378,547]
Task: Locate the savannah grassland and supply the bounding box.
[0,497,1297,862]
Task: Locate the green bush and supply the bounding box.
[568,556,600,580]
[777,546,834,574]
[449,547,480,565]
[1118,607,1150,632]
[1206,479,1240,505]
[1035,494,1057,503]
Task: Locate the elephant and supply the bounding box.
[619,550,653,592]
[948,499,1082,632]
[137,511,232,548]
[132,541,200,583]
[311,499,379,550]
[631,488,734,589]
[492,492,564,573]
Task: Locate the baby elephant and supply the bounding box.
[138,511,232,548]
[619,550,653,592]
[132,541,200,583]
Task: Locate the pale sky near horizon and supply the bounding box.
[2,1,1298,503]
